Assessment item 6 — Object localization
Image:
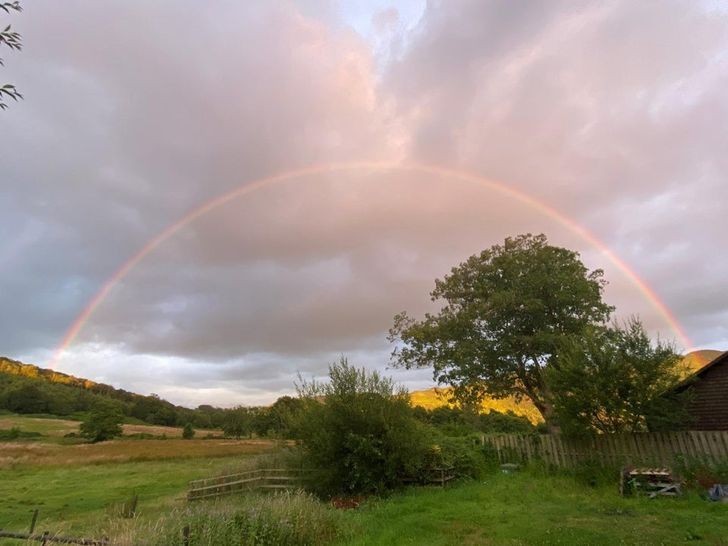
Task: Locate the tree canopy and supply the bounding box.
[80,405,124,442]
[389,234,613,429]
[547,319,690,436]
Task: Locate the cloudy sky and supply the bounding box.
[2,1,727,407]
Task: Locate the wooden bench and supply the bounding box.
[620,467,681,498]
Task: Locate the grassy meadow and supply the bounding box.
[3,413,728,545]
[0,414,278,542]
[0,413,224,439]
[343,472,728,545]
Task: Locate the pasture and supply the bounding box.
[0,413,224,439]
[2,440,728,544]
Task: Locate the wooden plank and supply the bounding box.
[549,435,559,467]
[540,435,552,466]
[715,431,728,458]
[189,476,262,494]
[526,434,535,462]
[189,468,310,488]
[707,432,724,461]
[666,432,681,463]
[646,433,663,465]
[674,431,693,460]
[634,434,649,465]
[0,530,108,545]
[601,435,615,466]
[656,432,671,465]
[694,431,713,462]
[608,434,622,466]
[550,435,562,467]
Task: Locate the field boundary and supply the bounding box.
[0,529,108,545]
[187,468,311,500]
[481,431,728,467]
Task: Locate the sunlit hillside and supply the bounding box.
[409,350,725,425]
[409,388,543,424]
[682,349,723,374]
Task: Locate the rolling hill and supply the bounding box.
[2,349,722,428]
[0,356,229,428]
[409,349,725,424]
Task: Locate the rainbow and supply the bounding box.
[50,162,692,368]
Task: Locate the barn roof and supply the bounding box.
[674,350,728,392]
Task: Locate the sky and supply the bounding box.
[1,1,727,408]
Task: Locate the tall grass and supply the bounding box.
[108,491,345,546]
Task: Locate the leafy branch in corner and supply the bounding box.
[0,0,22,110]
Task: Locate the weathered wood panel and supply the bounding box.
[481,431,728,468]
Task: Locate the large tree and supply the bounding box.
[546,319,690,436]
[389,234,613,430]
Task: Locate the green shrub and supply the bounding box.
[296,358,431,496]
[673,456,728,489]
[422,434,488,480]
[480,441,502,472]
[80,405,124,442]
[182,423,195,439]
[0,426,42,439]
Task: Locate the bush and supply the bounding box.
[252,396,306,438]
[222,406,256,439]
[673,456,728,490]
[421,433,488,481]
[80,406,124,442]
[182,423,195,439]
[0,426,42,440]
[296,358,431,496]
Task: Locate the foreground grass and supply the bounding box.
[0,441,278,542]
[3,453,727,545]
[342,471,728,545]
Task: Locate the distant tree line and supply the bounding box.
[0,356,266,431]
[0,356,534,440]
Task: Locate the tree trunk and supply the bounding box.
[540,400,561,434]
[531,395,561,434]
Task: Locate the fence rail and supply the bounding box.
[481,431,728,468]
[0,530,108,545]
[187,468,311,501]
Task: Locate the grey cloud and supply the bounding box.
[3,1,728,406]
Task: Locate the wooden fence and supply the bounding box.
[187,468,310,501]
[481,431,728,468]
[0,530,108,545]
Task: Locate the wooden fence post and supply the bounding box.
[29,509,39,534]
[183,524,190,546]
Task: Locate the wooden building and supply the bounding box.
[675,351,728,430]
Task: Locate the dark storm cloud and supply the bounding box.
[2,1,727,405]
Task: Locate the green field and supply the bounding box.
[2,415,728,545]
[345,473,728,545]
[3,457,728,544]
[0,458,245,536]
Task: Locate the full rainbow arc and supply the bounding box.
[50,162,692,368]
